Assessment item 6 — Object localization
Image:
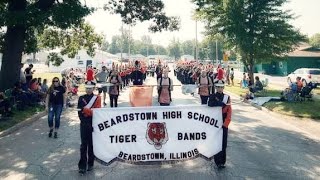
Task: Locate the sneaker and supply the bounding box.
[78,169,86,175]
[87,166,93,171]
[217,164,226,169]
[48,130,53,138]
[103,102,107,106]
[54,132,58,138]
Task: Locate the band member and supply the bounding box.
[125,67,131,86]
[131,61,144,85]
[197,70,213,104]
[77,81,101,175]
[95,66,109,106]
[157,69,173,106]
[208,80,232,169]
[108,70,122,108]
[155,62,163,80]
[119,67,126,90]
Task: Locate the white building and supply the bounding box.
[48,50,119,72]
[181,55,194,61]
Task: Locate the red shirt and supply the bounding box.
[86,68,94,81]
[217,68,224,80]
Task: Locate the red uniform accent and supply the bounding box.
[222,97,232,128]
[82,96,102,117]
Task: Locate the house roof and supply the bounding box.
[287,43,320,58]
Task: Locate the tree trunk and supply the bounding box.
[248,56,255,85]
[0,27,26,91]
[0,0,27,91]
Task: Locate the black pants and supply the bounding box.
[160,103,170,106]
[200,95,209,105]
[214,127,228,166]
[110,94,118,107]
[78,123,94,170]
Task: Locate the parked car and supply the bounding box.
[287,68,320,85]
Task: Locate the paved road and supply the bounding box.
[0,71,320,179]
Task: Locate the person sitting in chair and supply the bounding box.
[0,92,13,118]
[249,76,263,93]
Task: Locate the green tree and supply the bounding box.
[141,35,152,56]
[168,38,182,60]
[0,0,91,90]
[154,45,168,55]
[108,36,122,54]
[195,0,306,83]
[101,39,110,52]
[106,0,180,32]
[0,0,179,90]
[310,33,320,48]
[181,40,194,55]
[39,22,103,64]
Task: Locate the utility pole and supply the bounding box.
[195,20,198,62]
[128,25,131,61]
[157,41,160,59]
[216,39,219,64]
[120,22,123,63]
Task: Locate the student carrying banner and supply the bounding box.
[77,81,101,175]
[157,69,173,106]
[208,80,232,169]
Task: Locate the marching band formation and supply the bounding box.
[42,59,232,175]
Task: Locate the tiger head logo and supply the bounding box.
[146,122,169,150]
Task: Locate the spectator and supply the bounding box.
[226,66,230,85]
[95,66,109,106]
[230,68,234,86]
[29,78,41,92]
[41,79,48,93]
[45,77,66,138]
[20,63,27,89]
[29,78,45,102]
[37,77,42,86]
[249,76,263,93]
[296,77,303,92]
[0,92,13,117]
[12,82,34,109]
[216,64,224,80]
[24,64,35,84]
[241,73,248,88]
[86,65,94,81]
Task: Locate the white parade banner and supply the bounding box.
[92,105,223,165]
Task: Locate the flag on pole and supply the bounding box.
[129,86,154,107]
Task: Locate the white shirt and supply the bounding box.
[20,69,26,83]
